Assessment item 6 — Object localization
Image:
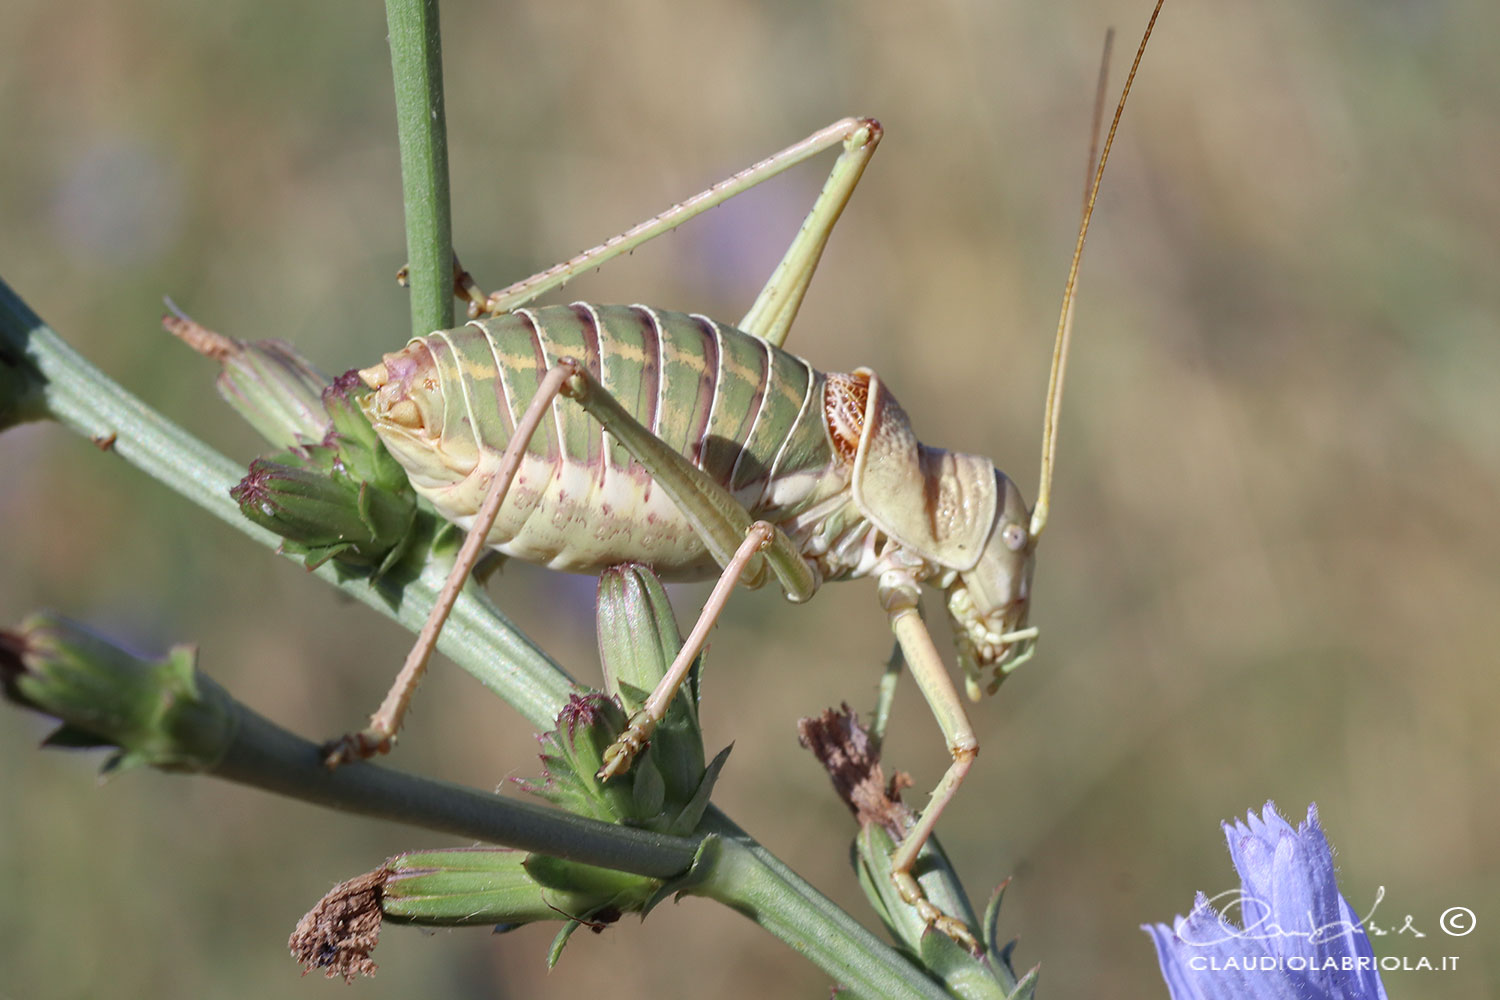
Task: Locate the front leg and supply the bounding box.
[323,360,584,765]
[877,571,983,954]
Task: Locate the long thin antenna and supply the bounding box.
[1082,29,1116,210]
[1030,0,1163,540]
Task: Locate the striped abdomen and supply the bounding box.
[359,303,856,578]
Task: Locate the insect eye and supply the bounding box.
[1000,522,1027,552]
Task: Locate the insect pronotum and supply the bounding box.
[329,1,1164,950]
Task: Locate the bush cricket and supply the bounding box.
[331,0,1164,949]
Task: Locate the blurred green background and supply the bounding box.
[3,0,1497,997]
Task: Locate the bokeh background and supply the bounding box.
[3,0,1497,997]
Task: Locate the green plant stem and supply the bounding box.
[871,641,904,750]
[386,0,455,337]
[0,278,574,729]
[203,677,700,877]
[695,814,953,999]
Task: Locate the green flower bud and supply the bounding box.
[516,693,640,824]
[516,565,727,837]
[294,848,663,980]
[596,565,705,799]
[230,457,417,572]
[382,848,649,928]
[319,371,413,492]
[163,309,330,450]
[516,690,728,837]
[166,313,422,576]
[596,565,694,713]
[320,371,382,461]
[0,611,230,773]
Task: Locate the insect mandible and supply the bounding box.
[327,1,1164,950]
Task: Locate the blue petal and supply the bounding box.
[1336,892,1390,1000]
[1143,921,1203,1000]
[1222,801,1297,908]
[1149,803,1388,1000]
[1143,902,1311,1000]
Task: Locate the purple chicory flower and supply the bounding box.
[1144,802,1389,1000]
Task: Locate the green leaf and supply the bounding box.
[630,749,667,818]
[546,920,583,969]
[1006,966,1039,1000]
[669,744,733,834]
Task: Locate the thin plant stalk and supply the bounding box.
[386,0,455,337]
